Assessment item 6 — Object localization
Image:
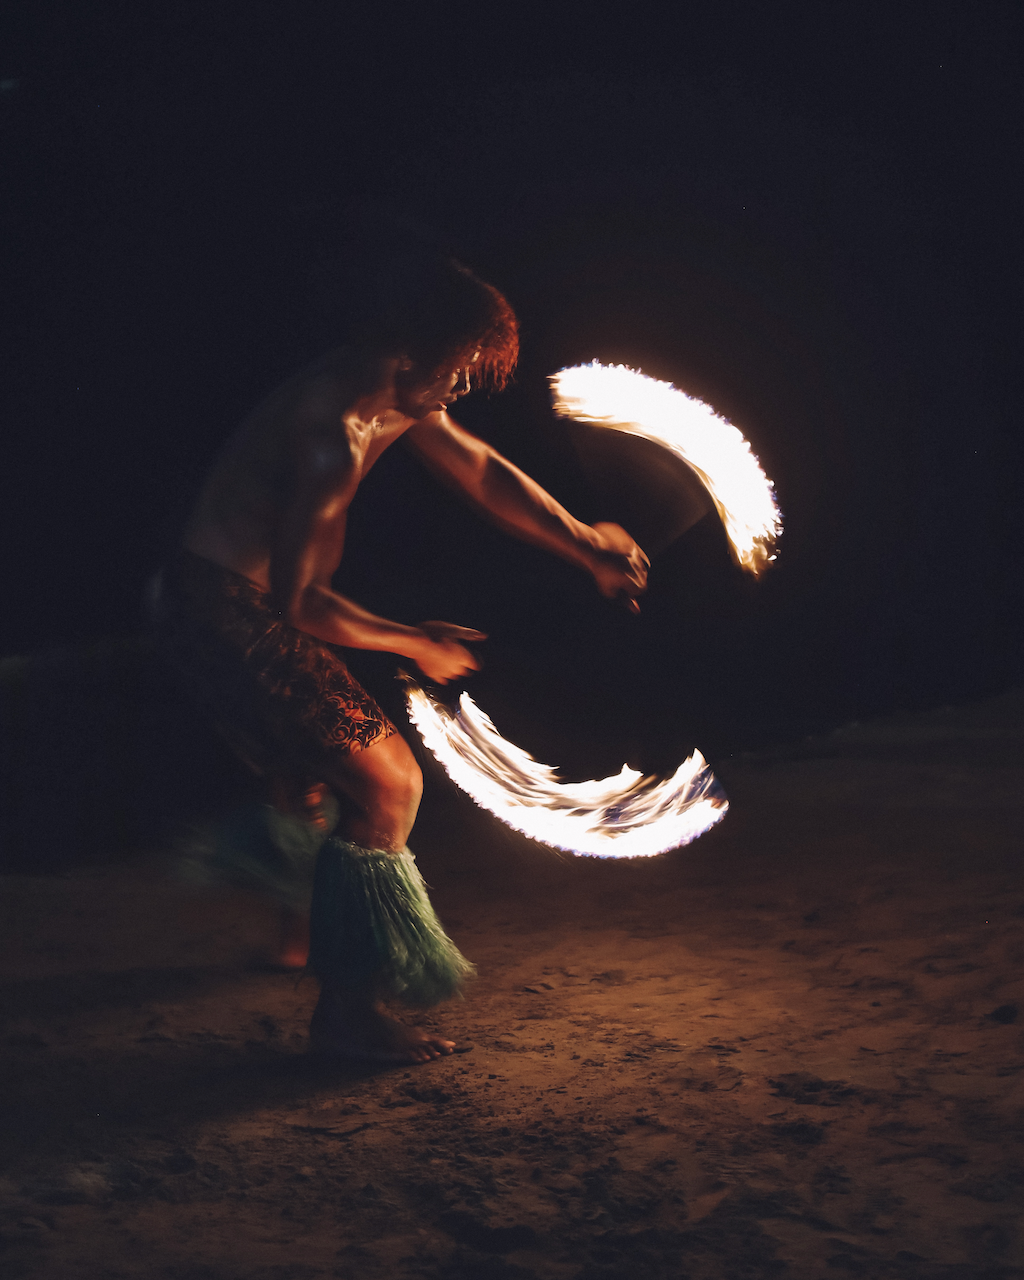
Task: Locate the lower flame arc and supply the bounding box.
[404,682,728,859]
[404,362,779,857]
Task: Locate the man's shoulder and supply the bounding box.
[244,366,358,460]
[290,367,360,434]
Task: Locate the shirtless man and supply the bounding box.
[155,252,648,1064]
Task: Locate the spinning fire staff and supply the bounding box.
[151,249,649,1064]
[405,362,781,859]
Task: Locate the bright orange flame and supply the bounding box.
[551,362,781,574]
[405,682,728,858]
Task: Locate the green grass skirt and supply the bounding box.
[309,839,475,1008]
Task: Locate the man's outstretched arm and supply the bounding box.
[403,412,650,610]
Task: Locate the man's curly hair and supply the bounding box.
[311,242,518,392]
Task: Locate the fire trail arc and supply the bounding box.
[405,362,782,859]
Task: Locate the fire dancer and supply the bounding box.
[152,248,648,1063]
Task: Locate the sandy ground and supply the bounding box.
[1,688,1023,1280]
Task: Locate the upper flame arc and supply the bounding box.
[551,362,781,574]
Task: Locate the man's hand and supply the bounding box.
[413,622,488,684]
[589,523,650,614]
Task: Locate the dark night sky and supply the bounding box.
[2,1,1022,762]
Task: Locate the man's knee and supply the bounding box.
[386,747,422,812]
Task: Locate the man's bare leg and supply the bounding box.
[311,732,456,1063]
[267,779,327,969]
[277,907,311,970]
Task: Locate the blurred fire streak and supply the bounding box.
[551,362,781,574]
[405,681,728,858]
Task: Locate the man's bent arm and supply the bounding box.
[287,586,483,685]
[268,432,482,682]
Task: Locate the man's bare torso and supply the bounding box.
[176,339,646,684]
[183,350,416,589]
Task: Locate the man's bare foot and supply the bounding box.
[309,987,455,1064]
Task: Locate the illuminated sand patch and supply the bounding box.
[551,362,781,574]
[405,681,727,858]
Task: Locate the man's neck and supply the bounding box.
[321,346,401,424]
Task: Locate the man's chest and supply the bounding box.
[357,410,416,476]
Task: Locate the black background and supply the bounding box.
[2,0,1021,774]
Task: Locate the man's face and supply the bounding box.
[395,351,479,419]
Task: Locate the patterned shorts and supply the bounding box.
[151,550,396,777]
